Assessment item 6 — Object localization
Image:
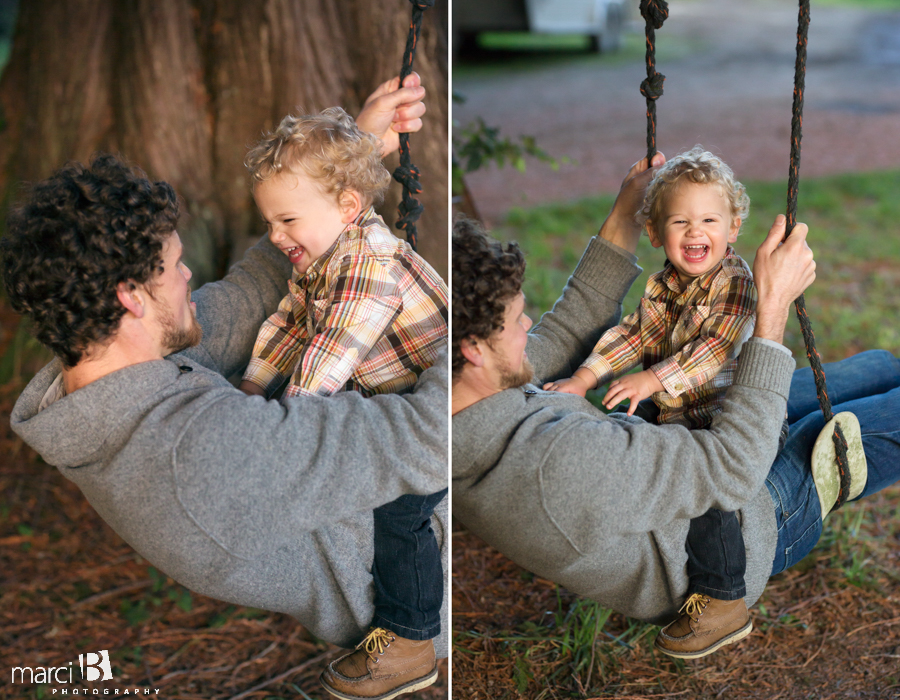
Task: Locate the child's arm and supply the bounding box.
[543,301,645,396]
[241,291,309,398]
[290,255,405,397]
[650,271,757,398]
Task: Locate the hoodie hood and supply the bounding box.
[10,357,198,470]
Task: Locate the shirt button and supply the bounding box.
[524,389,537,395]
[674,383,683,391]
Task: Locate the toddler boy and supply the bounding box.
[238,108,448,698]
[545,146,763,659]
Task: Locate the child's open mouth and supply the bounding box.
[683,244,709,263]
[285,246,304,265]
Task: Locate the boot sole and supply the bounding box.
[654,620,753,660]
[320,664,439,700]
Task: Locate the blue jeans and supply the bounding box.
[766,350,900,575]
[371,488,447,640]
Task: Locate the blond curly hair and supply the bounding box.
[639,145,750,232]
[245,107,391,204]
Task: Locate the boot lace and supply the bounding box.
[678,593,710,623]
[356,627,396,663]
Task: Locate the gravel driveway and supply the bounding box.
[454,0,900,224]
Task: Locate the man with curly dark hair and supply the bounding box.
[452,153,900,659]
[451,217,528,388]
[1,154,200,369]
[3,76,453,664]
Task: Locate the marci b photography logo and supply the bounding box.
[11,650,111,685]
[11,649,163,695]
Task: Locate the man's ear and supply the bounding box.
[116,281,147,319]
[460,337,486,368]
[339,189,364,224]
[646,220,663,248]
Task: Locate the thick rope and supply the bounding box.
[392,0,434,252]
[785,0,851,509]
[640,0,668,163]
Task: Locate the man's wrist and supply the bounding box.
[598,209,642,254]
[752,301,791,345]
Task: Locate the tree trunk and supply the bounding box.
[0,0,448,283]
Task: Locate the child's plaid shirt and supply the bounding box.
[581,246,756,429]
[242,208,448,399]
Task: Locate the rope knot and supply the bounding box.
[640,73,666,100]
[392,164,422,193]
[396,198,425,229]
[640,0,669,29]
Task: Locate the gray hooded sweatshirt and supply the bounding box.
[452,236,794,624]
[10,238,449,653]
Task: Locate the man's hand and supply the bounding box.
[543,375,591,397]
[752,215,816,345]
[357,73,427,157]
[598,152,666,254]
[603,369,664,415]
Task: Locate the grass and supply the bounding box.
[813,0,900,9]
[453,169,900,698]
[454,30,707,79]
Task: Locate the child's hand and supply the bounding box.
[543,376,591,397]
[239,380,267,398]
[603,370,664,415]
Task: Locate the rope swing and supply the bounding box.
[392,0,435,252]
[640,0,866,515]
[639,0,669,163]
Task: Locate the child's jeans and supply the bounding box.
[631,398,750,601]
[686,508,747,600]
[371,488,447,640]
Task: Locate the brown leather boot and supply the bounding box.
[319,627,438,700]
[654,593,752,659]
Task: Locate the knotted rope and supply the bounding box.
[640,0,668,163]
[392,0,434,252]
[785,0,852,509]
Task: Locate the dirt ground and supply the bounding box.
[454,0,900,224]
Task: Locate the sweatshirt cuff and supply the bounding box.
[573,237,642,303]
[734,338,795,399]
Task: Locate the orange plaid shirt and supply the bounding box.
[581,246,756,429]
[242,208,448,399]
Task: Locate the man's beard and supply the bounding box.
[498,354,534,390]
[160,300,203,355]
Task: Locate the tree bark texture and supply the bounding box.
[0,0,448,283]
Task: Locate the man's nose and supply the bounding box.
[524,314,533,331]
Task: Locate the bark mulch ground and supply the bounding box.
[0,309,447,700]
[453,503,900,700]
